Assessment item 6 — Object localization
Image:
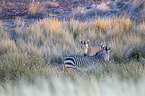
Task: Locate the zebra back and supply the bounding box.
[80,40,104,56]
[64,49,106,69]
[88,43,103,56]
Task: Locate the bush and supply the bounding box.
[28,1,46,18]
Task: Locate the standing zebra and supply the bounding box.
[80,40,104,56]
[64,46,111,70]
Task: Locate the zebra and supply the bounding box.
[80,40,104,56]
[64,46,111,70]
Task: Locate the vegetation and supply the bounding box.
[28,1,46,18]
[0,12,145,95]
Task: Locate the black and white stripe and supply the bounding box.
[64,49,107,70]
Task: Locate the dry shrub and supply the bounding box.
[28,1,46,17]
[119,18,131,30]
[95,17,111,32]
[123,35,144,60]
[40,18,61,34]
[107,17,131,31]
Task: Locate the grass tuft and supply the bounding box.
[0,39,17,55]
[28,1,46,18]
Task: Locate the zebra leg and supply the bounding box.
[63,64,68,73]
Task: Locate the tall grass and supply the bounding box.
[0,61,145,96]
[0,16,145,93]
[14,17,145,64]
[0,1,145,96]
[1,76,145,96]
[0,0,145,95]
[0,22,9,40]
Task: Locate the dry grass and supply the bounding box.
[0,60,145,96]
[40,18,62,34]
[0,14,145,91]
[15,16,145,64]
[0,0,145,95]
[0,22,9,40]
[95,17,110,31]
[1,75,145,96]
[28,1,46,17]
[0,39,17,55]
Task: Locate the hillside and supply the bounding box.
[0,0,145,30]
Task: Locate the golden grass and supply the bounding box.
[95,17,110,31]
[28,1,46,16]
[40,18,62,34]
[119,18,131,30]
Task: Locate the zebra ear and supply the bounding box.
[87,40,89,44]
[108,47,111,50]
[101,44,105,49]
[100,42,102,45]
[102,46,105,50]
[80,40,83,44]
[84,41,86,44]
[105,46,108,51]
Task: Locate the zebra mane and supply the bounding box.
[95,50,104,56]
[67,50,104,58]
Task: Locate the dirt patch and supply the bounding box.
[0,1,28,19]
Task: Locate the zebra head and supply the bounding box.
[103,46,111,61]
[80,40,105,56]
[80,40,89,56]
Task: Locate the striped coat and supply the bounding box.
[64,50,106,69]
